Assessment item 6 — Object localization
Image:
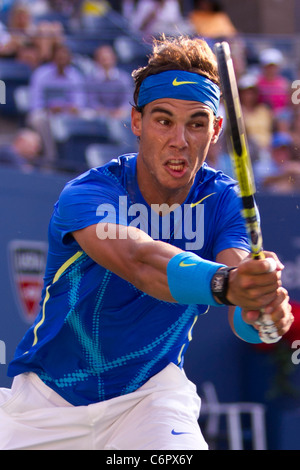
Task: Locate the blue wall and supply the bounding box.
[0,167,299,448]
[0,167,70,388]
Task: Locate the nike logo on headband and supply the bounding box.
[138,71,220,114]
[172,78,198,87]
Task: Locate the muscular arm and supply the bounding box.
[73,223,285,310]
[73,223,183,302]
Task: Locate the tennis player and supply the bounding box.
[0,36,293,450]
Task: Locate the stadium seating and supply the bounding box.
[200,381,267,450]
[32,11,72,33]
[50,115,122,172]
[81,9,131,39]
[85,142,135,168]
[114,35,150,73]
[0,60,31,118]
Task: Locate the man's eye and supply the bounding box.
[158,119,170,126]
[191,121,205,128]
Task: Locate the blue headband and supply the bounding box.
[138,70,220,115]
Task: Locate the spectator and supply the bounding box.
[122,0,138,19]
[0,4,34,58]
[254,132,300,193]
[129,0,190,40]
[0,20,12,50]
[80,0,111,28]
[15,40,41,70]
[27,43,86,163]
[273,108,294,135]
[8,3,32,30]
[205,138,234,179]
[188,0,237,39]
[205,97,233,177]
[257,48,291,113]
[290,108,300,160]
[238,74,273,154]
[0,128,42,172]
[47,0,81,17]
[0,5,65,64]
[31,21,65,65]
[88,44,132,120]
[29,42,85,114]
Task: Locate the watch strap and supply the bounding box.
[211,266,237,306]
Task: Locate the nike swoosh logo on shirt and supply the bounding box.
[190,192,216,208]
[171,429,192,435]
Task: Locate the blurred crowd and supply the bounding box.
[208,44,300,194]
[0,0,299,194]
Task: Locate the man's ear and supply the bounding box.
[131,107,142,137]
[211,116,223,144]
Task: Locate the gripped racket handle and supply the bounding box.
[214,42,282,344]
[254,257,282,344]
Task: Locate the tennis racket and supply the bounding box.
[214,41,281,344]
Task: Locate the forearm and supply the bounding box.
[73,224,284,314]
[73,223,183,301]
[73,223,225,303]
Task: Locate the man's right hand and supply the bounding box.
[226,252,284,311]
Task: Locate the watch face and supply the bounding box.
[212,273,224,293]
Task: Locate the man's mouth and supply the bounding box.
[165,159,186,173]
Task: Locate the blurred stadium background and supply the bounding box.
[0,0,299,450]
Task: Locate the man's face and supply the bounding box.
[131,98,222,205]
[54,47,70,69]
[95,46,116,70]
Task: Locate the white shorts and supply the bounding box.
[0,363,208,450]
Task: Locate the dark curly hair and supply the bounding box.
[132,35,220,109]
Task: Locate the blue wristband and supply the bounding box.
[167,252,225,306]
[233,307,262,344]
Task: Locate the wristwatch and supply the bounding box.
[211,267,237,306]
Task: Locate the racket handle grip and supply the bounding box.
[255,258,282,344]
[255,314,282,344]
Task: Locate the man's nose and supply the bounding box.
[169,125,188,148]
